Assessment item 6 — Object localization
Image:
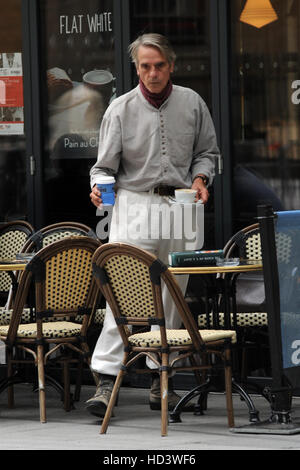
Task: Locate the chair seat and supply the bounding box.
[0,307,33,325]
[128,328,236,348]
[198,312,268,328]
[0,307,106,326]
[0,321,81,338]
[76,308,106,325]
[94,308,106,325]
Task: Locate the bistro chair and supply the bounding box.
[20,220,104,325]
[197,223,268,379]
[92,242,236,436]
[4,221,105,325]
[0,220,35,306]
[218,223,266,327]
[196,224,267,329]
[21,221,98,252]
[0,236,101,422]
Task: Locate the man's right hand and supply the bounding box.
[90,185,102,208]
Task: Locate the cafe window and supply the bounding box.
[0,0,27,222]
[129,0,215,247]
[231,0,300,232]
[129,0,211,107]
[39,0,116,227]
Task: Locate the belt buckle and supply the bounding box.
[155,186,166,196]
[152,185,174,196]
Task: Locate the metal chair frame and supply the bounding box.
[0,220,35,305]
[92,242,236,436]
[0,236,101,422]
[22,221,98,253]
[220,223,270,384]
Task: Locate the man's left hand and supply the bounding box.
[191,178,209,204]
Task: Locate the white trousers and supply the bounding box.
[91,188,200,376]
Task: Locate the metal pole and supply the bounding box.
[232,204,300,434]
[257,204,292,421]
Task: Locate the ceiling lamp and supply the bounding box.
[240,0,278,29]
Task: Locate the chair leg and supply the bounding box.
[37,344,47,423]
[74,357,84,402]
[100,369,124,434]
[160,367,169,437]
[7,347,14,408]
[189,354,203,385]
[193,352,209,411]
[160,352,169,437]
[224,346,234,428]
[63,360,71,412]
[241,345,248,381]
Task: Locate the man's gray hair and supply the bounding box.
[128,33,177,66]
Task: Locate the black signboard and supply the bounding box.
[43,0,115,159]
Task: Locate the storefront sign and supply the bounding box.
[45,1,115,159]
[0,52,24,135]
[59,12,112,33]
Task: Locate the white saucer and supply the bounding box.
[169,199,203,205]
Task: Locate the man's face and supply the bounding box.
[136,45,174,94]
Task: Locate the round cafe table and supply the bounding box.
[0,260,27,271]
[0,260,27,301]
[169,260,262,275]
[0,258,67,402]
[0,257,27,315]
[168,259,264,424]
[169,260,262,329]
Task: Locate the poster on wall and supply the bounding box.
[0,52,24,135]
[44,1,115,159]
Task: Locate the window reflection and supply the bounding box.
[232,0,300,231]
[40,0,115,226]
[130,0,215,247]
[0,0,26,222]
[130,0,211,106]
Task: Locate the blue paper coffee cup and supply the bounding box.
[95,176,116,205]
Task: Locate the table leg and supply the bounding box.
[169,374,260,424]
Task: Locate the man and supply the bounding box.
[87,33,219,418]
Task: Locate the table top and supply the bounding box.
[169,260,262,275]
[0,259,263,274]
[0,260,27,271]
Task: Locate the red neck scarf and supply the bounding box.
[139,79,173,109]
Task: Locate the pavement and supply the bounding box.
[1,382,300,452]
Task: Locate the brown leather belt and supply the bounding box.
[153,185,176,196]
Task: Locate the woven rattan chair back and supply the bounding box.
[1,236,101,422]
[223,223,261,261]
[0,221,34,301]
[92,242,204,349]
[92,243,236,436]
[221,224,265,316]
[22,221,97,253]
[29,236,101,322]
[224,222,292,264]
[220,222,293,379]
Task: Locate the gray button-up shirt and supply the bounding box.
[90,85,219,191]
